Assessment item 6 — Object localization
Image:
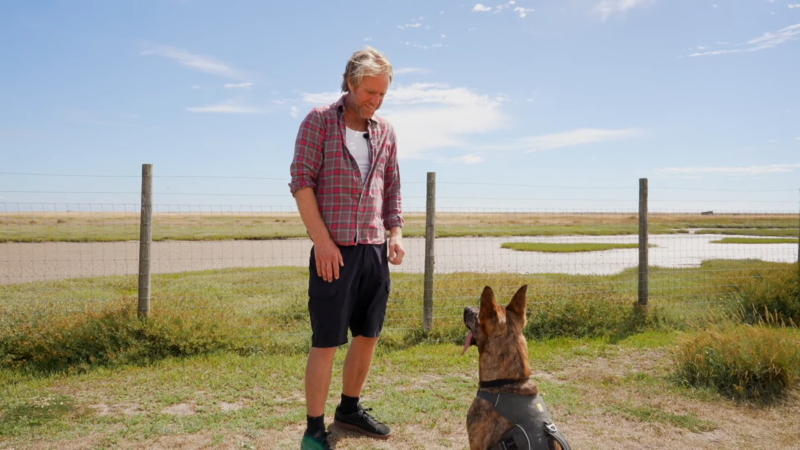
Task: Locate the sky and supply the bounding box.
[1,0,799,212]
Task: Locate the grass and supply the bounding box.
[729,264,800,325]
[2,260,796,373]
[711,237,799,244]
[0,331,797,448]
[2,212,796,242]
[607,402,717,433]
[501,242,644,253]
[1,262,799,446]
[695,228,800,238]
[672,323,800,404]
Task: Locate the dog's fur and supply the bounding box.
[463,285,564,450]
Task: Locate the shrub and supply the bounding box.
[672,324,800,403]
[0,307,252,373]
[730,263,799,326]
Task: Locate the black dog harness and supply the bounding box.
[476,383,572,450]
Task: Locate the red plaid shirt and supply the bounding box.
[289,96,403,246]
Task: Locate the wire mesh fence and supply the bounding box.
[1,172,799,343]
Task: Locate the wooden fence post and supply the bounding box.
[138,164,153,318]
[423,172,436,332]
[638,178,649,307]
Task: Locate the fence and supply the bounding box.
[1,166,799,341]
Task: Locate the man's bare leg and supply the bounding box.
[342,336,380,397]
[305,347,337,417]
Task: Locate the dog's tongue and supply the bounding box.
[462,331,473,355]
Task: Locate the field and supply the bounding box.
[2,209,799,448]
[2,331,799,449]
[1,211,797,242]
[501,242,643,252]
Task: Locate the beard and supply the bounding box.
[357,104,376,119]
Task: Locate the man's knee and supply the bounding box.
[308,346,337,363]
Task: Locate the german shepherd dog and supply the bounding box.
[462,285,570,450]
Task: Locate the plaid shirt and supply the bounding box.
[289,96,403,246]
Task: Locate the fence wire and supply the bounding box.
[1,183,799,342]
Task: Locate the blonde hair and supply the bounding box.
[341,46,393,93]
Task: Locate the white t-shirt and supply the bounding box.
[345,127,372,187]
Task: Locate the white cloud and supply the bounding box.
[473,3,492,12]
[186,99,265,114]
[290,106,299,118]
[514,7,534,17]
[141,45,246,80]
[657,163,800,175]
[300,85,638,161]
[301,91,342,104]
[594,0,652,21]
[441,34,447,38]
[364,37,373,41]
[452,154,485,164]
[690,22,800,56]
[482,128,641,152]
[190,85,201,90]
[381,84,506,159]
[790,4,800,8]
[224,82,254,89]
[394,67,431,75]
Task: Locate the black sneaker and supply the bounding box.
[301,429,333,450]
[333,403,391,440]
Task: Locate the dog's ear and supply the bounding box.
[506,285,528,325]
[479,286,499,334]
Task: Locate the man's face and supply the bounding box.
[348,73,390,119]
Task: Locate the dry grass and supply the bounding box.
[2,335,799,449]
[2,212,796,242]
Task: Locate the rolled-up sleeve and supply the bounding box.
[382,128,404,230]
[289,110,325,195]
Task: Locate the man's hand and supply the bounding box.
[388,228,405,265]
[314,236,344,282]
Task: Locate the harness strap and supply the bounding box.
[476,391,572,450]
[479,378,529,389]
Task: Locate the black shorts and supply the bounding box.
[308,243,391,348]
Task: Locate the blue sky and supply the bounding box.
[1,0,799,212]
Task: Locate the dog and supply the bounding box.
[463,285,571,450]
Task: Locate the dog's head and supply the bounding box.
[463,285,531,381]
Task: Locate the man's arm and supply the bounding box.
[294,187,342,282]
[383,128,404,265]
[289,109,343,282]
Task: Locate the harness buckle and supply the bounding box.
[545,422,558,434]
[499,435,519,450]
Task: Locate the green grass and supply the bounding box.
[2,260,796,374]
[711,237,799,244]
[607,402,717,432]
[0,259,798,446]
[501,242,644,253]
[672,324,800,404]
[0,332,697,446]
[695,228,800,238]
[3,212,796,242]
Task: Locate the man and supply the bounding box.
[289,47,404,450]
